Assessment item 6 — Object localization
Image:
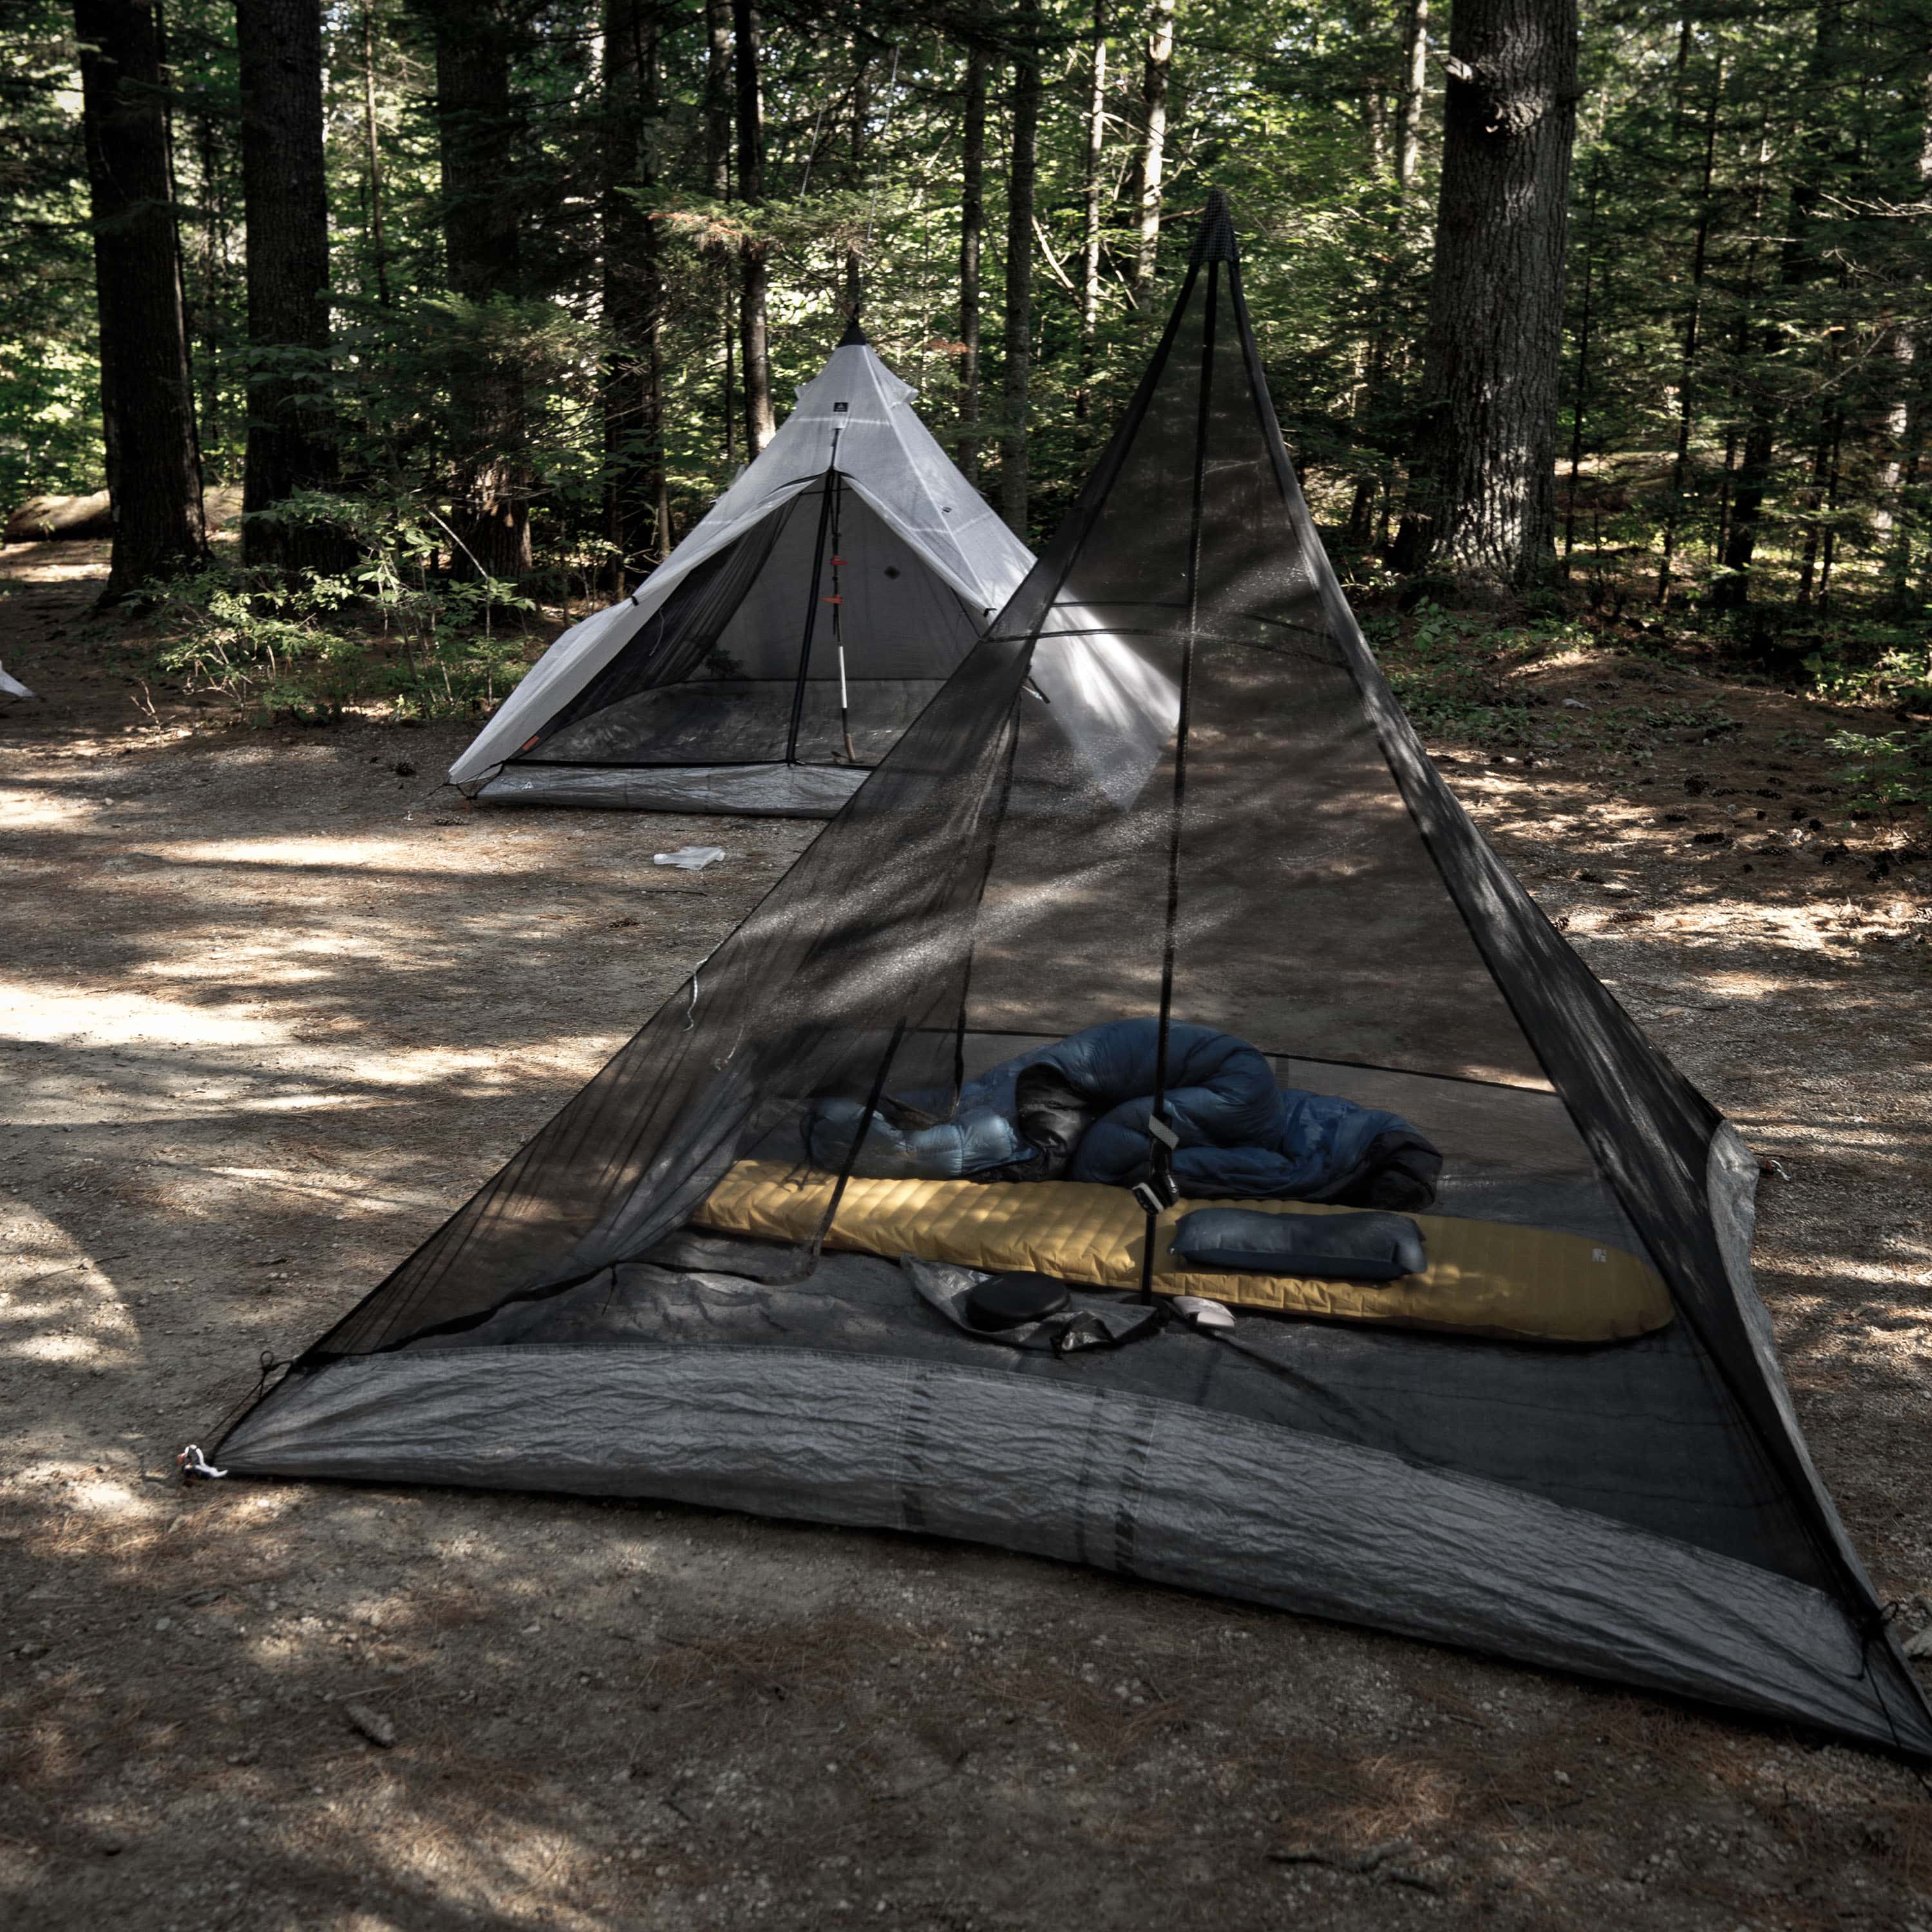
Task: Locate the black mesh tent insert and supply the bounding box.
[214,198,1932,1759]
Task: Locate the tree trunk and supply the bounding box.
[703,0,732,196]
[1814,405,1845,611]
[1001,4,1040,537]
[1879,40,1932,604]
[958,45,988,484]
[1077,0,1108,424]
[236,0,339,573]
[733,0,774,456]
[1657,57,1721,606]
[360,0,390,307]
[193,109,228,461]
[1716,6,1841,612]
[1130,0,1175,293]
[1562,154,1602,568]
[73,0,207,602]
[603,0,668,585]
[1396,0,1428,194]
[1404,0,1578,588]
[433,0,531,580]
[844,46,869,317]
[706,0,733,471]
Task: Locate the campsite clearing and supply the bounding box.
[3,535,1929,1929]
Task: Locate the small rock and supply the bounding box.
[392,762,417,777]
[153,1618,173,1633]
[15,1641,47,1660]
[1904,1627,1932,1660]
[1267,1837,1412,1875]
[1599,883,1633,898]
[343,1701,396,1749]
[96,1833,130,1857]
[1553,1768,1571,1786]
[1562,698,1591,710]
[1383,1866,1444,1895]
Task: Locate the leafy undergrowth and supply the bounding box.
[129,494,569,727]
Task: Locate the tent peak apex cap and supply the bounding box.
[837,316,871,347]
[1190,190,1240,267]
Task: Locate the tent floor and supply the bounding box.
[477,761,869,817]
[518,677,947,768]
[218,1244,1924,1752]
[390,1227,1804,1575]
[478,679,952,814]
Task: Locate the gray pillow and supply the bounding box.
[1170,1208,1426,1283]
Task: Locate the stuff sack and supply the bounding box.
[1170,1207,1428,1282]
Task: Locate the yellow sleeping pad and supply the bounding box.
[693,1162,1674,1345]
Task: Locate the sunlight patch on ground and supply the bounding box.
[0,980,284,1049]
[157,831,601,880]
[7,1331,112,1365]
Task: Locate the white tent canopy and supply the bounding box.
[451,323,1039,817]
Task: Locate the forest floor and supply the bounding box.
[2,535,1931,1932]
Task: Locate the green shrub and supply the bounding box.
[145,491,539,723]
[1826,728,1932,817]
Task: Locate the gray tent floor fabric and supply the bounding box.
[479,677,942,817]
[478,762,868,817]
[216,1329,1930,1757]
[395,1240,1814,1577]
[518,679,951,771]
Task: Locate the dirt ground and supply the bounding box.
[3,537,1930,1932]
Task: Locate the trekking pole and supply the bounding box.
[829,469,855,762]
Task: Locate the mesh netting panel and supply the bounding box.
[280,219,1893,1677]
[229,201,1932,1756]
[315,246,1701,1369]
[516,482,986,774]
[309,632,1032,1358]
[528,511,791,748]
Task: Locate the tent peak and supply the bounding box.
[838,315,871,348]
[1189,190,1240,267]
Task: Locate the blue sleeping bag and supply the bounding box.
[806,1021,1442,1210]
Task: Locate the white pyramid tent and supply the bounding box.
[451,321,1037,817]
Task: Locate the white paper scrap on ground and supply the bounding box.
[653,846,726,871]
